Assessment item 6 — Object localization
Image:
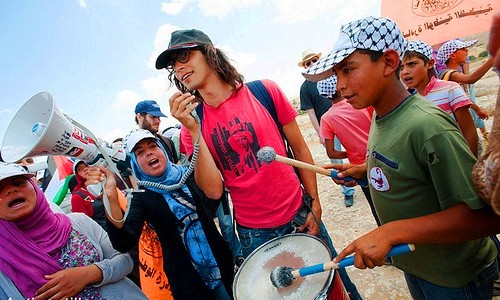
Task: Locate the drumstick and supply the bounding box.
[270,243,415,288]
[256,146,368,187]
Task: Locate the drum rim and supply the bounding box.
[232,233,334,300]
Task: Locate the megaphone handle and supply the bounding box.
[87,183,104,197]
[67,117,131,223]
[87,159,108,197]
[100,176,130,224]
[67,117,126,184]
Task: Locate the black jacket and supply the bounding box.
[106,179,233,300]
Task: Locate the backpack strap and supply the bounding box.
[73,190,93,202]
[246,81,300,180]
[439,69,456,81]
[246,80,280,129]
[195,100,204,121]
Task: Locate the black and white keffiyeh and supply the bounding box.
[317,75,337,99]
[303,16,407,82]
[406,40,433,60]
[437,39,477,63]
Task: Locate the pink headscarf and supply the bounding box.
[0,179,72,297]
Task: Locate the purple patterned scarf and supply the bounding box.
[0,179,72,297]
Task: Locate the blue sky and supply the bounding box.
[0,0,381,146]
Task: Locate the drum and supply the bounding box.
[233,234,350,300]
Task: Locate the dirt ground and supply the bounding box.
[295,55,499,299]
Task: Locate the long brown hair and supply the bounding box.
[168,44,245,101]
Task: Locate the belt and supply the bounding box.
[237,221,292,231]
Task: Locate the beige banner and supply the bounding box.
[382,0,498,45]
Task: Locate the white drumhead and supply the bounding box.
[233,234,333,300]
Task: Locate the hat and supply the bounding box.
[303,16,407,82]
[297,49,322,67]
[156,29,213,69]
[72,160,87,174]
[135,100,167,117]
[436,39,478,63]
[123,129,159,153]
[405,40,433,60]
[0,162,34,183]
[317,75,338,98]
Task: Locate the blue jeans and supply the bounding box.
[237,222,294,258]
[330,137,355,197]
[404,259,498,300]
[215,201,243,261]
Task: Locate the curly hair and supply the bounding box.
[167,44,245,102]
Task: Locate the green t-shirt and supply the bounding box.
[367,93,496,287]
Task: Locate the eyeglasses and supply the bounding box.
[166,48,199,71]
[304,58,318,68]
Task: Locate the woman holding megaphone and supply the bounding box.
[87,128,234,300]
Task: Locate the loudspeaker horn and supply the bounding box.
[1,91,111,163]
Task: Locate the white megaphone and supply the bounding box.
[1,91,126,196]
[2,91,133,223]
[1,91,125,164]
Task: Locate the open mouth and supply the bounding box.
[8,198,25,208]
[182,72,192,81]
[402,77,413,84]
[148,158,160,168]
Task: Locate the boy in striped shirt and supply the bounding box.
[400,40,478,157]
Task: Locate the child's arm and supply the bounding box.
[454,106,479,157]
[449,57,494,84]
[324,138,348,160]
[470,102,489,119]
[306,109,323,143]
[334,203,500,268]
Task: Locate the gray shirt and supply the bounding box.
[0,213,147,299]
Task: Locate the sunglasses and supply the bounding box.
[304,58,319,68]
[166,48,199,71]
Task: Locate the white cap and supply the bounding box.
[437,39,478,63]
[304,16,407,82]
[123,129,159,153]
[406,40,434,60]
[72,159,87,174]
[0,162,34,183]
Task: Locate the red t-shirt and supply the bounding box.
[182,80,302,228]
[320,100,373,165]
